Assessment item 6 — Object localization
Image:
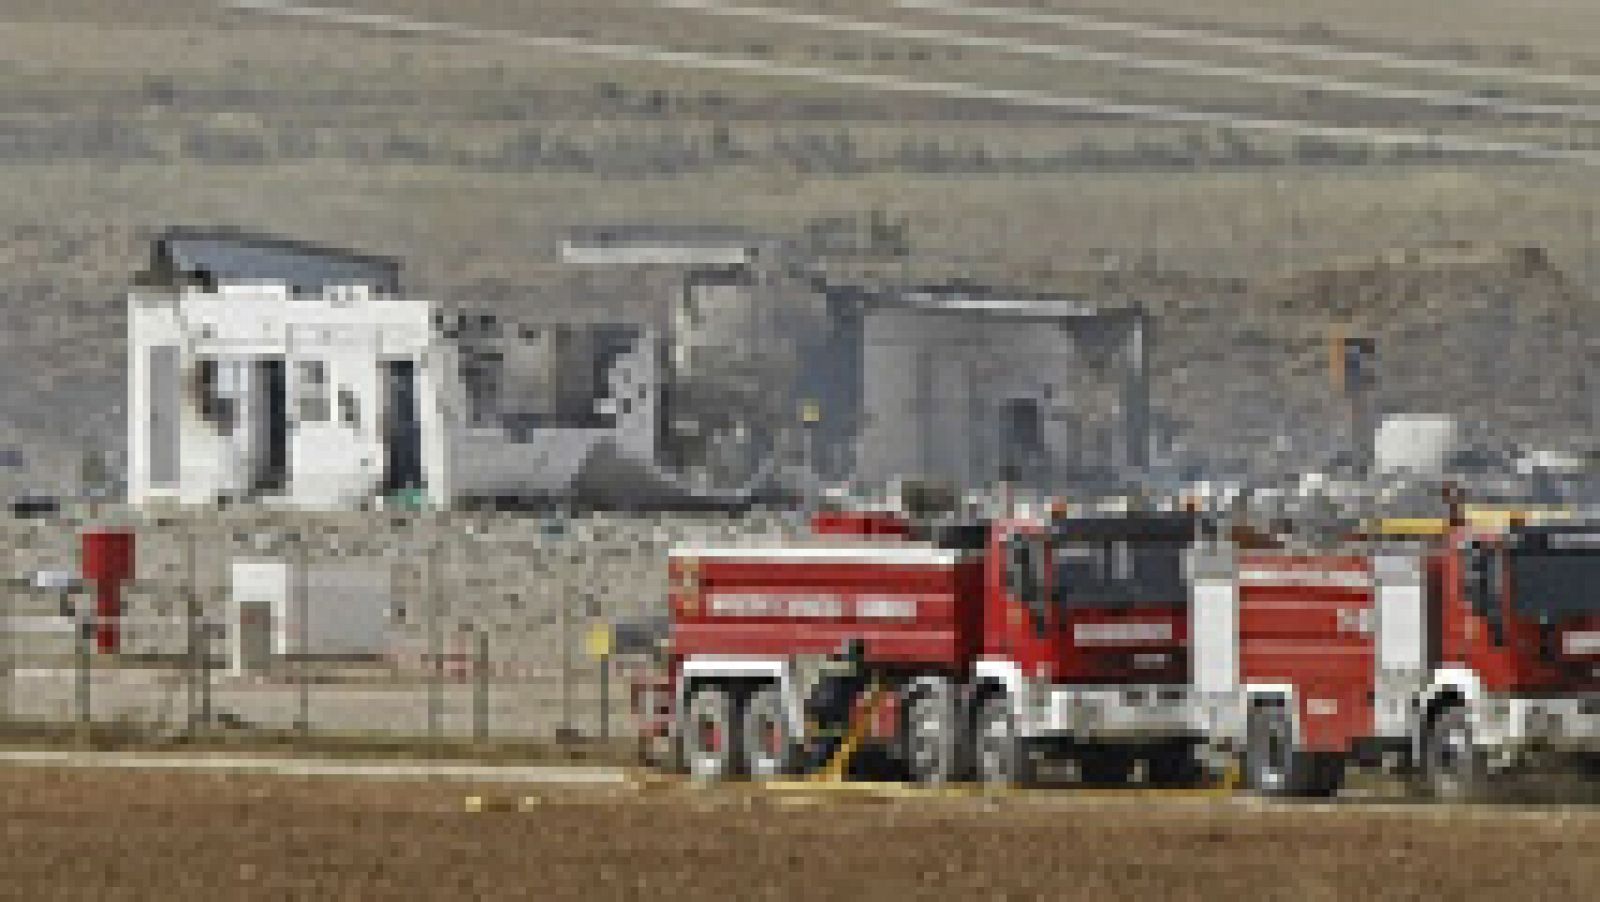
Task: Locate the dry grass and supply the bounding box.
[3,2,1599,485]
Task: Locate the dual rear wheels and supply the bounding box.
[680,685,797,781]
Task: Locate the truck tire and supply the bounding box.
[1245,703,1342,798]
[1422,704,1487,802]
[683,686,742,782]
[975,693,1034,788]
[740,685,795,780]
[904,685,961,785]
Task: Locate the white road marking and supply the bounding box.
[0,749,630,783]
[222,1,1600,166]
[897,0,1600,93]
[655,0,1600,121]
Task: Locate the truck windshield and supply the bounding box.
[1510,549,1600,621]
[1054,541,1186,609]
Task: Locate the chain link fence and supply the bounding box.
[0,506,799,756]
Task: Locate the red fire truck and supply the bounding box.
[650,506,1207,786]
[1189,517,1600,799]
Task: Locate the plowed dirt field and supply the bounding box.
[4,766,1599,900]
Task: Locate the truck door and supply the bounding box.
[988,524,1055,674]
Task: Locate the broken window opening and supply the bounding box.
[296,359,330,423]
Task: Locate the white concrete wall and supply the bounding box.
[128,285,437,508]
[857,308,1105,489]
[129,285,658,509]
[230,556,394,658]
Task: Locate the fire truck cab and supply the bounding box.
[1190,520,1600,799]
[660,507,1206,786]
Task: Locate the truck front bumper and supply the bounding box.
[1475,693,1600,766]
[1026,685,1198,741]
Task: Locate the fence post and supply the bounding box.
[75,603,91,746]
[600,650,610,744]
[473,626,488,744]
[185,525,200,733]
[560,557,572,742]
[2,582,12,729]
[200,613,213,732]
[296,535,310,737]
[427,542,443,744]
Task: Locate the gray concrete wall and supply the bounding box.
[856,306,1131,491]
[1,506,806,738]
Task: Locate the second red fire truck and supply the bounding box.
[635,500,1600,798]
[1192,514,1600,799]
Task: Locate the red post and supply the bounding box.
[80,531,135,655]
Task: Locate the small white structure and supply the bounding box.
[229,557,394,673]
[1374,414,1460,476]
[127,230,659,508]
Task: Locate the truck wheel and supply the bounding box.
[1423,705,1487,802]
[683,687,742,781]
[975,694,1034,788]
[740,685,794,780]
[904,686,961,785]
[1245,703,1342,798]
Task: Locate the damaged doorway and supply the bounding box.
[999,395,1046,486]
[254,358,288,495]
[381,358,423,494]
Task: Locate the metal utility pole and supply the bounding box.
[1330,325,1377,473]
[1122,308,1152,474]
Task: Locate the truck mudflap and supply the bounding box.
[1026,685,1199,741]
[1475,694,1600,765]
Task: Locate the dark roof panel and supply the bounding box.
[148,227,401,296]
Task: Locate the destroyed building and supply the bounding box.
[127,228,660,508]
[853,287,1151,493]
[126,226,1160,509]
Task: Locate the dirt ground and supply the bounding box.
[3,766,1599,901]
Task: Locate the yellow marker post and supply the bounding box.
[584,623,613,661]
[586,623,614,742]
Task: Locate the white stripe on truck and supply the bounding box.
[670,545,970,566]
[1073,622,1174,644]
[1237,569,1370,588]
[703,592,927,619]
